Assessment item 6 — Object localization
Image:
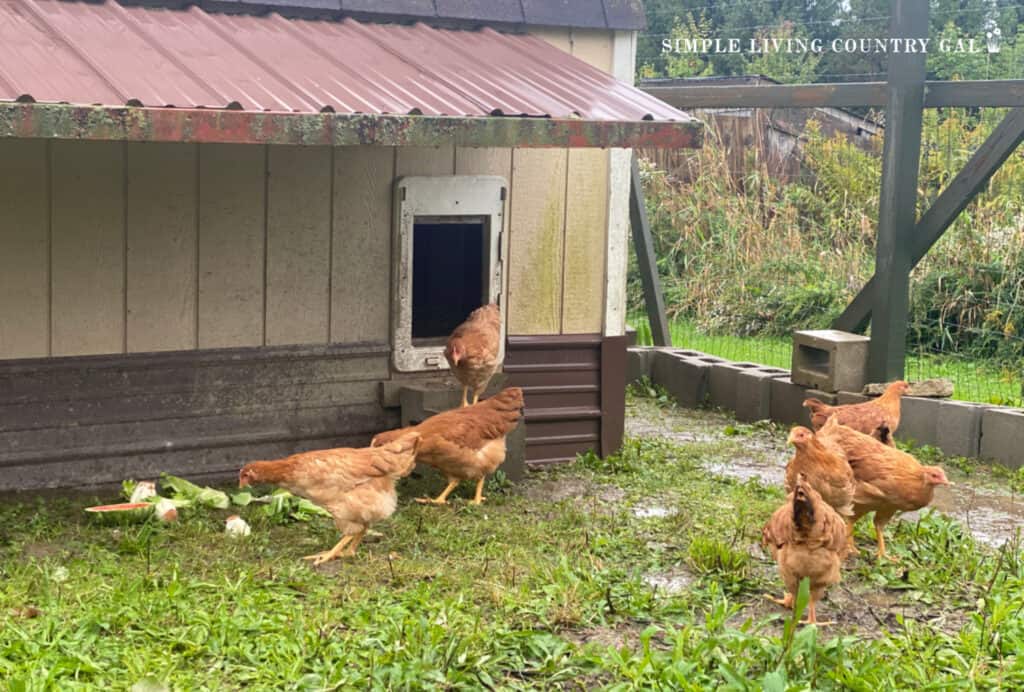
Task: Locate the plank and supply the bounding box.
[395,145,455,177]
[197,144,267,349]
[563,148,609,333]
[0,139,48,359]
[125,142,198,352]
[331,146,395,344]
[835,107,1024,333]
[50,140,125,356]
[641,82,889,109]
[507,148,568,335]
[629,153,671,346]
[924,80,1024,107]
[866,0,928,382]
[265,145,332,346]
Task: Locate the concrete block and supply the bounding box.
[626,327,638,346]
[791,329,869,393]
[770,376,813,427]
[735,366,788,422]
[651,351,711,408]
[708,361,760,412]
[837,391,871,405]
[627,347,654,385]
[936,400,987,458]
[503,420,527,482]
[895,396,942,447]
[980,407,1024,469]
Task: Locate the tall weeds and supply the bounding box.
[630,108,1024,366]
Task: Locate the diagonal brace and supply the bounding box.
[629,152,672,346]
[834,106,1024,333]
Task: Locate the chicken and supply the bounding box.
[238,432,420,565]
[371,387,523,506]
[762,473,848,625]
[445,303,502,407]
[784,425,855,518]
[816,419,951,560]
[803,380,909,445]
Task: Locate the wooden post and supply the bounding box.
[866,0,928,382]
[835,107,1024,334]
[629,152,672,347]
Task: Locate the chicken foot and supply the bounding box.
[416,479,460,506]
[802,599,833,626]
[303,535,354,566]
[469,477,487,505]
[765,593,794,608]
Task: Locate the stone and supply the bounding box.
[627,347,654,385]
[936,400,987,458]
[735,366,788,423]
[864,378,953,398]
[980,407,1024,469]
[790,329,869,393]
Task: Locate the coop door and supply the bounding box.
[393,176,507,372]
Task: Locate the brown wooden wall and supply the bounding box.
[504,334,626,466]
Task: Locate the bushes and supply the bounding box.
[630,109,1024,366]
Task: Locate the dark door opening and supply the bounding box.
[412,216,488,342]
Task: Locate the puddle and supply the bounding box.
[628,401,1024,549]
[643,569,694,594]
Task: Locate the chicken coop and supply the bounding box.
[0,0,701,491]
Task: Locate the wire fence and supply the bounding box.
[627,102,1024,408]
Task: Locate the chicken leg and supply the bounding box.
[469,477,486,505]
[766,592,794,608]
[303,534,353,565]
[874,515,899,562]
[802,598,833,626]
[341,530,366,557]
[416,478,460,505]
[460,386,469,408]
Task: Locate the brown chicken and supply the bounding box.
[762,473,848,625]
[803,380,910,445]
[816,420,951,560]
[371,387,523,506]
[784,425,855,518]
[445,303,502,407]
[238,432,420,565]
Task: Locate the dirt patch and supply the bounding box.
[21,541,65,561]
[518,477,625,513]
[563,623,648,650]
[644,567,696,594]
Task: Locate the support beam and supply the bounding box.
[867,0,928,382]
[640,79,1024,110]
[629,153,671,347]
[834,107,1024,333]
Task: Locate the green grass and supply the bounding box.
[2,394,1024,689]
[631,315,1022,406]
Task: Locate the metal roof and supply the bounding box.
[0,0,678,122]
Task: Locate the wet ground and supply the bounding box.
[625,400,1024,548]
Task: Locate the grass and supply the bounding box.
[2,392,1024,689]
[630,315,1023,406]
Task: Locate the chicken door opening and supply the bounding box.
[412,217,488,342]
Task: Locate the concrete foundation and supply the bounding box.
[936,400,986,458]
[980,408,1024,469]
[734,366,788,422]
[895,396,941,446]
[708,361,760,412]
[791,329,869,393]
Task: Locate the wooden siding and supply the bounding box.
[504,334,626,466]
[0,343,396,491]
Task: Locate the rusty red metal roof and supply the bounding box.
[0,0,685,123]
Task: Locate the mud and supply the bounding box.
[627,399,1024,549]
[643,568,695,594]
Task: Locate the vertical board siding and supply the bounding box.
[396,145,456,177]
[507,148,567,335]
[562,148,609,333]
[563,30,613,334]
[50,140,125,357]
[331,146,395,345]
[265,145,332,346]
[197,144,267,349]
[0,139,49,358]
[125,143,198,352]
